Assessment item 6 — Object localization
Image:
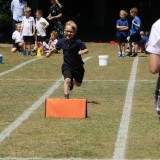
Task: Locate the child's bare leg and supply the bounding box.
[64,78,71,98]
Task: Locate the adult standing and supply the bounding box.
[47,0,64,38]
[11,0,27,32]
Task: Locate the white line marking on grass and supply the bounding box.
[0,56,91,143]
[113,57,139,159]
[0,57,43,77]
[0,158,111,160]
[0,78,155,83]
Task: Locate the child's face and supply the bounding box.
[17,25,21,31]
[120,13,126,19]
[64,25,76,40]
[50,34,56,40]
[130,11,136,17]
[25,11,31,17]
[36,12,41,19]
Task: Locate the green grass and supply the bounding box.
[0,43,159,159]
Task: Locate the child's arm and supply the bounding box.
[32,19,36,36]
[45,47,58,57]
[78,49,89,55]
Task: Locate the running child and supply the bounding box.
[46,20,89,99]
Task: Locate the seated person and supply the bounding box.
[43,30,58,52]
[12,23,23,52]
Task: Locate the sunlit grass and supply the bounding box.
[0,43,159,159]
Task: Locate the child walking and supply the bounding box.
[116,10,129,57]
[12,23,24,52]
[21,7,36,56]
[46,20,89,99]
[35,9,49,55]
[127,7,141,57]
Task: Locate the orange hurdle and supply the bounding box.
[45,98,87,118]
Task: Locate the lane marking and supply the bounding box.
[0,56,91,143]
[0,57,43,77]
[0,78,155,82]
[113,57,139,159]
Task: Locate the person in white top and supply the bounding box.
[12,23,23,52]
[146,19,160,74]
[21,7,36,56]
[11,0,27,32]
[43,30,58,53]
[35,9,49,54]
[146,19,160,118]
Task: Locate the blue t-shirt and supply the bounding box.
[130,16,141,35]
[116,19,129,36]
[55,38,87,69]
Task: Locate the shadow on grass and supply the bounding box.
[87,100,100,104]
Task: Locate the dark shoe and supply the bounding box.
[28,51,31,56]
[23,50,26,56]
[64,94,69,99]
[126,52,132,57]
[130,53,138,57]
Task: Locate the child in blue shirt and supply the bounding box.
[116,10,129,57]
[127,7,141,57]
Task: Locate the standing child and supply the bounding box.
[116,10,129,57]
[46,20,89,99]
[35,9,49,55]
[12,23,24,52]
[127,7,141,57]
[21,7,36,56]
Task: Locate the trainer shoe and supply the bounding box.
[130,52,138,57]
[23,50,26,56]
[28,51,31,56]
[126,52,132,57]
[122,52,125,57]
[118,52,121,57]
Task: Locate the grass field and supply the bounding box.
[0,43,160,159]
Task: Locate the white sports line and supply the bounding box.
[112,57,139,159]
[0,56,91,143]
[0,55,138,160]
[0,57,43,77]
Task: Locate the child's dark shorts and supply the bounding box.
[23,36,34,43]
[62,64,85,83]
[116,36,127,43]
[129,32,141,43]
[37,36,46,42]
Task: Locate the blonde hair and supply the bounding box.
[15,23,21,29]
[36,9,43,16]
[65,20,77,32]
[50,30,59,39]
[24,7,31,13]
[120,10,128,17]
[130,7,138,14]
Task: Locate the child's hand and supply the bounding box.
[78,50,83,55]
[45,52,51,58]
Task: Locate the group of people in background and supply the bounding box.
[11,0,64,56]
[116,7,149,58]
[10,0,89,99]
